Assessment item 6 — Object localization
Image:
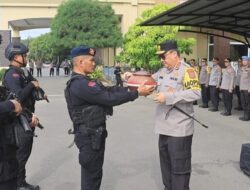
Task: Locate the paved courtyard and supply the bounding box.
[25,72,250,190]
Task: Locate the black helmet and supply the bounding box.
[5,42,28,60]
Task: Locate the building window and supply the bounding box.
[230,42,249,61]
[208,36,214,62]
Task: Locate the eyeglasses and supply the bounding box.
[159,51,173,59]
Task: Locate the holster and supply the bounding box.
[78,125,108,150]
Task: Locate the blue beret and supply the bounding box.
[70,46,96,58]
[242,56,250,61]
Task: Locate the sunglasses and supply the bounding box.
[159,51,173,59]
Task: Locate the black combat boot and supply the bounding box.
[17,182,40,190]
[239,112,250,121]
[209,107,218,112]
[199,104,208,108]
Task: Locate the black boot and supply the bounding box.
[199,104,208,108]
[17,182,40,190]
[209,107,218,112]
[221,112,231,116]
[239,112,250,121]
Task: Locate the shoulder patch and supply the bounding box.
[12,73,20,78]
[186,68,196,79]
[183,67,200,90]
[88,81,96,87]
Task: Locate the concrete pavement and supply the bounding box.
[25,75,250,190]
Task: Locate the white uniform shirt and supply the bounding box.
[152,62,201,137]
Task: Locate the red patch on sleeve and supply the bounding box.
[12,73,20,78]
[88,81,96,87]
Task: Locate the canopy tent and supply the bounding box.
[140,0,250,47]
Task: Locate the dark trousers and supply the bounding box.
[64,68,70,76]
[37,68,42,77]
[0,178,17,190]
[222,89,233,114]
[75,132,105,190]
[235,86,242,108]
[115,76,123,87]
[50,68,54,76]
[159,135,193,190]
[200,84,209,106]
[29,68,34,76]
[209,86,219,109]
[15,125,34,187]
[240,90,250,119]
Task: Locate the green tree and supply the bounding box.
[118,3,195,72]
[28,33,55,62]
[50,0,123,54]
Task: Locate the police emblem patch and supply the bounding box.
[88,81,96,87]
[12,73,20,78]
[186,68,196,79]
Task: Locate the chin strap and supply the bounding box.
[13,55,26,67]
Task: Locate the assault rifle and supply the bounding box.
[0,86,44,137]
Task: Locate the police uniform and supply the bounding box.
[3,66,38,189]
[220,66,235,115]
[114,66,123,87]
[235,66,242,110]
[208,64,222,111]
[0,100,19,190]
[199,63,210,107]
[64,46,140,190]
[153,40,201,190]
[239,57,250,121]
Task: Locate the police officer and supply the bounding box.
[64,45,154,190]
[114,63,123,87]
[208,57,222,112]
[220,58,235,116]
[0,99,22,190]
[234,58,243,110]
[239,56,250,121]
[3,42,40,190]
[153,40,201,190]
[199,58,210,108]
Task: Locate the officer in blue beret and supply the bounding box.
[64,45,154,190]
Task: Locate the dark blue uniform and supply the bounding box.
[65,73,138,190]
[0,100,19,190]
[114,66,123,87]
[3,65,37,187]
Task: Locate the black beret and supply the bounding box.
[70,46,96,58]
[156,40,178,55]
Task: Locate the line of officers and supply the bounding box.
[195,56,250,121]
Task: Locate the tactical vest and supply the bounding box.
[3,67,35,112]
[64,75,106,130]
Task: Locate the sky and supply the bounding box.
[20,28,50,39]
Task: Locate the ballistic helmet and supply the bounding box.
[5,42,28,60]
